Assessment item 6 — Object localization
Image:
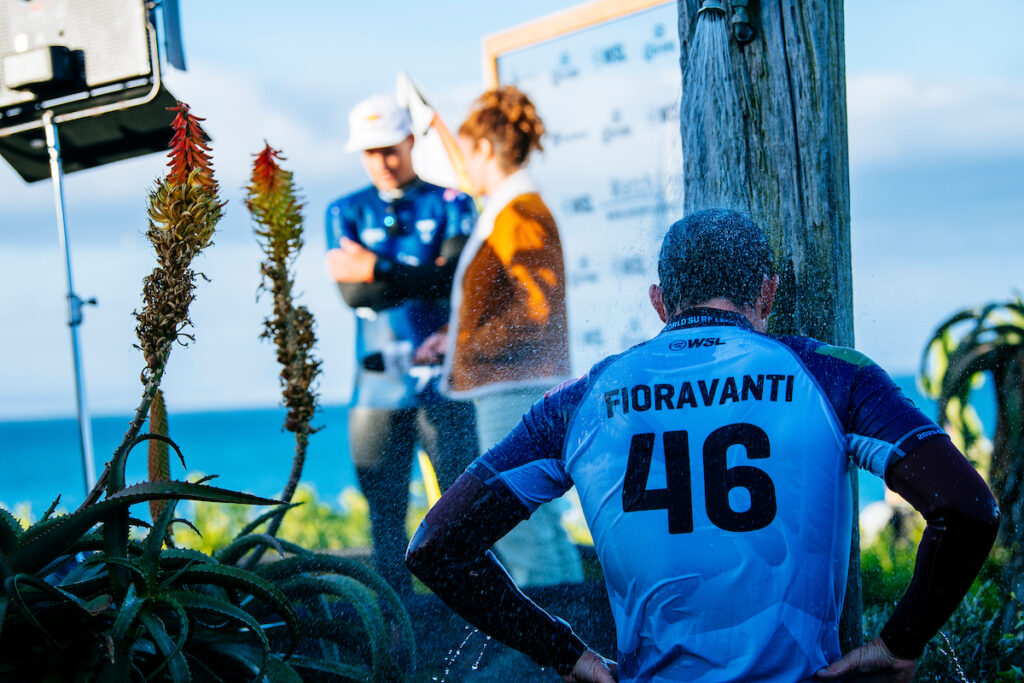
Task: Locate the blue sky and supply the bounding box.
[1,0,1022,419]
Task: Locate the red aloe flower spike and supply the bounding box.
[251,143,285,196]
[166,102,216,190]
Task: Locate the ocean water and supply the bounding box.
[0,376,995,517]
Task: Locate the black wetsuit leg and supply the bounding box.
[416,398,479,492]
[349,406,417,595]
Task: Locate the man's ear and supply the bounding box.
[757,274,779,322]
[650,284,668,323]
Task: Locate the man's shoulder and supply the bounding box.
[328,184,378,213]
[769,334,877,371]
[412,180,475,210]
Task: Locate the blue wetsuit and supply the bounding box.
[326,178,476,407]
[407,307,998,679]
[326,177,478,594]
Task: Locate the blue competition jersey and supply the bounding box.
[470,309,943,683]
[326,179,476,408]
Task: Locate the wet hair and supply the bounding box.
[458,86,545,170]
[657,208,775,313]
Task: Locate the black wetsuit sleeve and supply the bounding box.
[879,435,1000,659]
[337,234,468,312]
[406,471,588,675]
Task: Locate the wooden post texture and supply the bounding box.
[676,0,862,652]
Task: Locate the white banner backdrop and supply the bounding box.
[493,1,683,372]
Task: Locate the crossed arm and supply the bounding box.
[327,234,468,311]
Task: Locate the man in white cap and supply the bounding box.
[325,94,479,595]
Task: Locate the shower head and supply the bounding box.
[697,0,727,17]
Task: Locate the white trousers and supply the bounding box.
[475,386,584,587]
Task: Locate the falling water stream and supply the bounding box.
[682,11,749,212]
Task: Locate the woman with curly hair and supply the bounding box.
[416,85,583,587]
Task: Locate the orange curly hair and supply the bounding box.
[458,85,545,170]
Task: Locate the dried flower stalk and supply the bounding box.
[245,144,321,531]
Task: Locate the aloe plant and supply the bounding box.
[0,103,299,681]
[245,144,322,539]
[920,297,1024,596]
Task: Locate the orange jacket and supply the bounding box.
[443,180,570,398]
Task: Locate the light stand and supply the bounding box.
[42,109,96,494]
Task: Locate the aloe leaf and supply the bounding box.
[144,497,180,581]
[9,481,281,575]
[170,518,202,538]
[262,655,305,683]
[0,595,7,643]
[0,508,23,556]
[173,563,298,653]
[215,533,286,567]
[286,653,374,682]
[40,495,62,523]
[235,503,302,539]
[138,611,191,683]
[145,597,190,682]
[110,583,146,646]
[281,574,391,677]
[254,550,414,661]
[5,575,57,646]
[166,589,270,673]
[82,555,147,582]
[133,432,187,473]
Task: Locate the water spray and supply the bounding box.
[684,0,750,212]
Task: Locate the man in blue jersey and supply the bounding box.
[326,94,478,595]
[406,209,999,681]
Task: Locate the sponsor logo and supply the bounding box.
[550,130,588,147]
[563,194,594,215]
[360,227,386,245]
[581,328,605,347]
[612,255,647,276]
[649,101,678,125]
[593,42,627,66]
[669,337,727,351]
[644,23,676,61]
[551,51,580,86]
[415,219,436,243]
[610,174,656,200]
[602,109,632,144]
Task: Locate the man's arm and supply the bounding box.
[817,435,999,679]
[330,234,468,311]
[405,471,590,676]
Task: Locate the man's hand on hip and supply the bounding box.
[561,649,618,683]
[326,238,376,283]
[815,637,917,682]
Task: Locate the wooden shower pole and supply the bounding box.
[676,0,860,652]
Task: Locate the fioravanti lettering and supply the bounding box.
[603,374,795,418]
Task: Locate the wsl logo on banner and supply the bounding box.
[644,23,676,61]
[593,42,627,67]
[563,194,595,215]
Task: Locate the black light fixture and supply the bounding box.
[0,0,187,496]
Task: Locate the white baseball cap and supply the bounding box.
[344,94,413,153]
